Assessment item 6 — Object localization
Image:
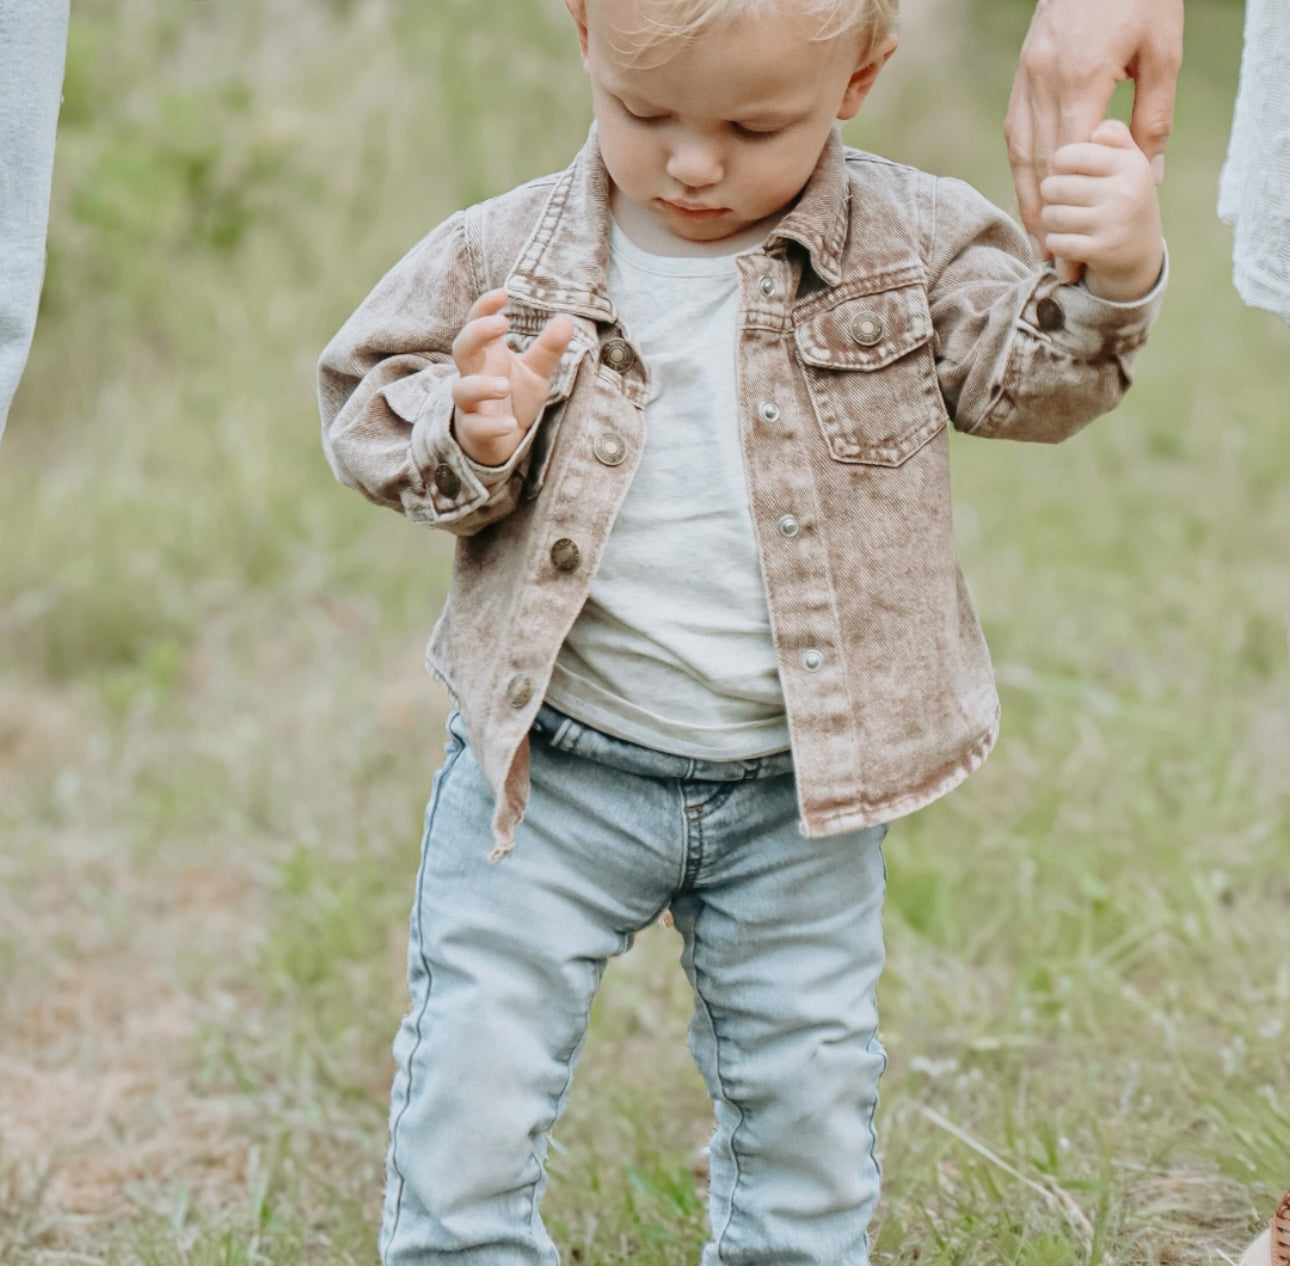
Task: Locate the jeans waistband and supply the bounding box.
[533,704,795,783]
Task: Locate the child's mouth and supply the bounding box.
[659,200,728,220]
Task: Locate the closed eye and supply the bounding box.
[732,123,784,140]
[617,97,668,124]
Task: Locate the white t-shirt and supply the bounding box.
[545,220,790,758]
[1219,0,1290,322]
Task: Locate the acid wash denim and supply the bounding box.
[382,707,890,1266]
[318,127,1165,862]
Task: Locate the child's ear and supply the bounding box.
[837,33,899,120]
[564,0,591,60]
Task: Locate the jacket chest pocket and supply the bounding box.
[793,283,947,466]
[505,315,587,498]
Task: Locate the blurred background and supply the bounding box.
[1,0,1287,1262]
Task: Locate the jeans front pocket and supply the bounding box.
[794,279,948,466]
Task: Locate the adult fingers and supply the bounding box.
[1004,72,1047,242]
[1006,55,1115,241]
[1129,42,1181,183]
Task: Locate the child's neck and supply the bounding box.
[610,186,787,259]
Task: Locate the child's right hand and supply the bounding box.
[450,289,575,467]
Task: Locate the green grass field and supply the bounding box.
[1,0,1287,1262]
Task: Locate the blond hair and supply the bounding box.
[599,0,900,63]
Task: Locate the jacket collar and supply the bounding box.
[764,128,850,288]
[506,125,853,314]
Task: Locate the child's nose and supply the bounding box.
[666,139,722,190]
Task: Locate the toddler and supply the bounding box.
[318,0,1166,1261]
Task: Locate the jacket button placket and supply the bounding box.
[742,349,857,811]
[592,431,626,466]
[550,538,581,573]
[601,338,636,373]
[506,673,534,708]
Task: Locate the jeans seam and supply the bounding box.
[384,737,466,1253]
[861,833,890,1247]
[522,955,602,1251]
[691,903,745,1261]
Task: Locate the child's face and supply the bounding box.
[567,0,897,245]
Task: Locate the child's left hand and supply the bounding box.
[1039,118,1164,302]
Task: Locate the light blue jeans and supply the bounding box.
[381,707,889,1266]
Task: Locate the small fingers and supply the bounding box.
[451,373,512,413]
[1050,140,1123,178]
[451,311,510,372]
[1044,232,1097,263]
[1041,203,1099,236]
[1039,173,1102,207]
[464,288,510,321]
[518,315,575,382]
[453,406,526,466]
[1089,118,1135,149]
[458,412,521,443]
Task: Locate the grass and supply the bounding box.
[1,0,1287,1261]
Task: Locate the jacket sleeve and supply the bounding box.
[926,173,1166,444]
[317,209,539,535]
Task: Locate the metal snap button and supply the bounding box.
[849,313,884,346]
[434,463,462,499]
[592,432,626,466]
[758,275,776,297]
[550,538,581,573]
[507,673,534,708]
[801,648,824,672]
[602,338,636,373]
[777,514,801,538]
[1035,296,1066,332]
[758,400,780,423]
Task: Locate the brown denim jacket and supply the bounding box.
[318,129,1164,860]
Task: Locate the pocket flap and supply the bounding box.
[505,313,584,406]
[382,363,441,424]
[794,284,934,371]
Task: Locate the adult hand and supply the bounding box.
[1005,0,1183,264]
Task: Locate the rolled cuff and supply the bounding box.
[1024,243,1169,360]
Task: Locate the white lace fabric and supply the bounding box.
[1219,0,1290,322]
